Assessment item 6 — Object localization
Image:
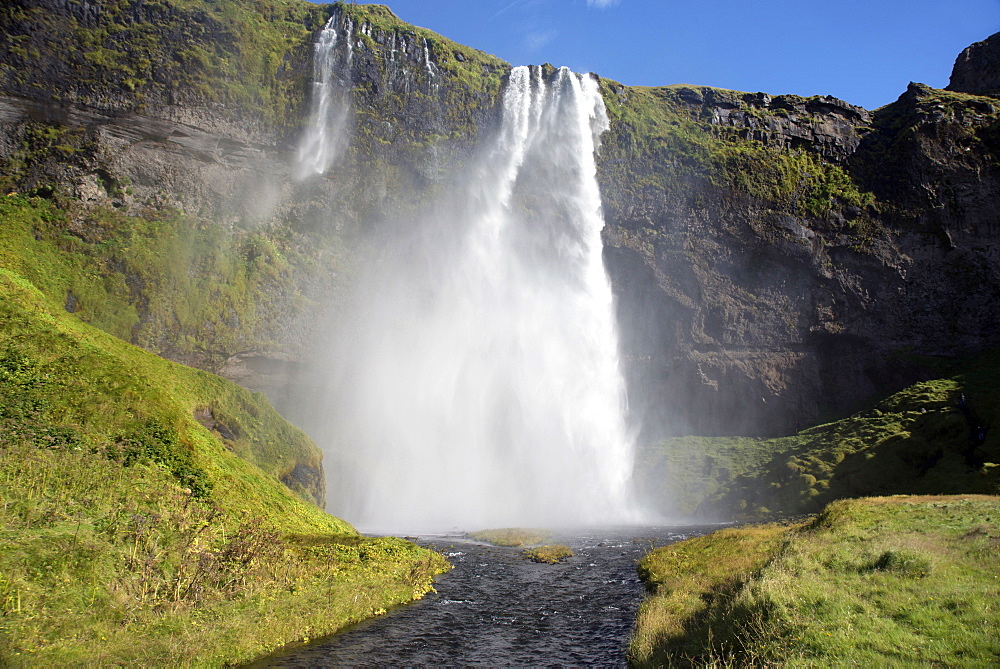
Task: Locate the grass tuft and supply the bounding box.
[468,528,551,547]
[522,545,573,564]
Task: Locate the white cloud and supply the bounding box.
[587,0,621,7]
[523,30,557,52]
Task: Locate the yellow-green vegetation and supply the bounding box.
[0,194,341,375]
[630,495,1000,667]
[640,349,1000,520]
[522,545,574,564]
[630,522,794,666]
[0,259,448,664]
[598,81,877,221]
[468,528,552,547]
[0,0,329,124]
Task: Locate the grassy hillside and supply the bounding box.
[0,240,447,665]
[0,194,338,502]
[639,350,1000,520]
[631,495,1000,667]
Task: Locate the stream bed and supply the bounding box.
[253,525,717,666]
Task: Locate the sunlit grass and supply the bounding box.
[629,522,794,666]
[630,495,1000,667]
[522,545,574,564]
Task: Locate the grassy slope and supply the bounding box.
[639,350,1000,520]
[631,495,1000,667]
[0,241,448,664]
[0,194,334,500]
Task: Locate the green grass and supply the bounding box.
[468,528,552,547]
[640,349,1000,520]
[522,545,574,564]
[0,261,449,665]
[630,495,1000,667]
[630,522,794,666]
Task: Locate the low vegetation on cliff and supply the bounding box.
[0,190,344,377]
[631,495,1000,667]
[598,80,878,222]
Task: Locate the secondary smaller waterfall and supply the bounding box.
[297,15,350,178]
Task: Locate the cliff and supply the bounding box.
[0,1,509,502]
[948,30,1000,96]
[599,73,1000,440]
[1,2,998,485]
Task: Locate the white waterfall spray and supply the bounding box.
[316,65,639,532]
[296,15,350,178]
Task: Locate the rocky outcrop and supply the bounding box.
[665,85,870,161]
[948,31,1000,96]
[599,77,1000,440]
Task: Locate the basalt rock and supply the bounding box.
[599,76,1000,440]
[948,31,1000,97]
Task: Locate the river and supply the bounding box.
[251,525,717,666]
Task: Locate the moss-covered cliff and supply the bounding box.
[597,74,1000,442]
[0,1,509,395]
[1,0,999,527]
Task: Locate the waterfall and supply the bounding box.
[296,15,350,178]
[315,65,639,532]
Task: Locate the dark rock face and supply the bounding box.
[948,31,1000,96]
[599,79,1000,440]
[675,86,870,162]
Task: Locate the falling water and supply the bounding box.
[313,65,639,532]
[296,15,350,178]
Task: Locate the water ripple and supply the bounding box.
[249,525,717,667]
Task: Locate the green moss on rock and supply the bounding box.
[639,349,1000,520]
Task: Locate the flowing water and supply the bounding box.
[309,64,643,532]
[296,14,351,178]
[251,525,715,667]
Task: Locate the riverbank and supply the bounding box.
[630,495,1000,666]
[255,527,715,665]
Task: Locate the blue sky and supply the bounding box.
[317,1,1000,109]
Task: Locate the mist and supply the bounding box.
[291,24,643,532]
